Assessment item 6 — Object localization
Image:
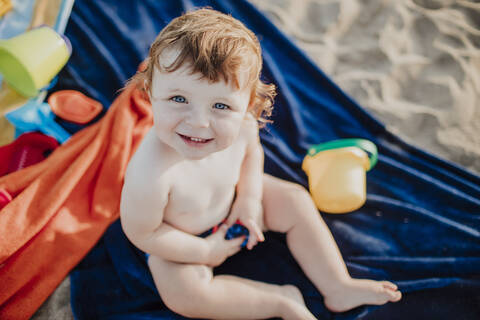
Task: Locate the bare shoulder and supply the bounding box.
[120,134,171,240]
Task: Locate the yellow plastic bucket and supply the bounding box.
[0,26,71,97]
[302,139,377,214]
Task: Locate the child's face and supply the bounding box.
[149,63,251,160]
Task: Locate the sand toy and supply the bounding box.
[0,26,71,97]
[302,138,378,213]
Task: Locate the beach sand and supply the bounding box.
[250,0,480,175]
[30,0,480,318]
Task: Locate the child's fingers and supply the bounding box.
[247,218,264,241]
[246,237,257,250]
[228,236,245,254]
[244,218,264,250]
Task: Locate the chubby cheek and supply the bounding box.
[152,109,178,139]
[214,118,243,148]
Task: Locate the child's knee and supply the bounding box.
[161,279,214,317]
[278,182,319,224]
[280,181,311,204]
[148,259,213,317]
[161,290,196,317]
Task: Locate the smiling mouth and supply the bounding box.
[177,133,214,145]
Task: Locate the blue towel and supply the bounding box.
[55,0,480,319]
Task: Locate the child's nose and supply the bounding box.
[186,107,210,128]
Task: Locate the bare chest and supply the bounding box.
[163,147,245,234]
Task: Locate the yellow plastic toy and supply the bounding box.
[302,138,378,214]
[0,26,71,97]
[0,0,13,18]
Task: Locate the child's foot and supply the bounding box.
[324,279,401,312]
[280,285,317,319]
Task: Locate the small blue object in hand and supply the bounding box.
[225,222,249,248]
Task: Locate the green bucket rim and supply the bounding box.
[307,138,378,171]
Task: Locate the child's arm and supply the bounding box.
[144,222,245,266]
[120,179,243,265]
[226,117,265,249]
[137,223,212,264]
[236,118,264,202]
[120,178,210,264]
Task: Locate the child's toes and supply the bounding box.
[381,281,397,291]
[380,283,402,302]
[391,290,402,302]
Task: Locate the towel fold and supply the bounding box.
[0,82,153,319]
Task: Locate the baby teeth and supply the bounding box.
[179,133,210,142]
[189,137,206,142]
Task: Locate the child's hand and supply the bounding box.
[226,197,265,250]
[205,224,245,267]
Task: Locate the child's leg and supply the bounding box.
[262,174,402,312]
[148,255,316,319]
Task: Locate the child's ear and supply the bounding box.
[138,59,149,72]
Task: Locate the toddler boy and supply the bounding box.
[120,8,401,319]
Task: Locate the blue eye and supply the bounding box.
[171,96,187,103]
[214,103,230,110]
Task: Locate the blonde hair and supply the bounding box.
[129,8,276,126]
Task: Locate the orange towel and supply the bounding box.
[0,82,153,319]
